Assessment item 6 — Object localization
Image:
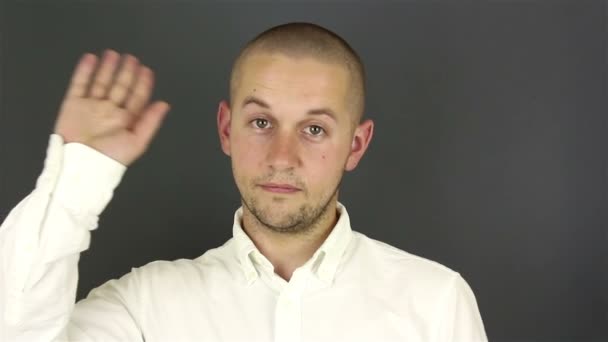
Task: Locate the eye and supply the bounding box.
[306,125,325,136]
[252,118,271,129]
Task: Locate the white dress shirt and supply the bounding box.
[0,134,488,342]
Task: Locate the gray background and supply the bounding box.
[1,1,606,341]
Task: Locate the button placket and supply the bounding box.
[274,289,302,342]
[273,270,309,342]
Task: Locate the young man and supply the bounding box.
[0,23,487,341]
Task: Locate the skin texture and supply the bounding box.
[54,50,170,166]
[217,52,374,280]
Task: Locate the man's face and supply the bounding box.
[218,52,371,233]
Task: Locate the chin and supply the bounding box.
[245,193,304,219]
[255,196,301,212]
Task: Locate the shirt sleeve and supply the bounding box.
[434,273,488,342]
[0,134,142,341]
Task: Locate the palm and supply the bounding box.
[54,50,170,166]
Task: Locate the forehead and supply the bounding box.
[235,52,350,109]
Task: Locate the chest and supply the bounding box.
[139,283,432,342]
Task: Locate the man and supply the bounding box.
[0,22,487,341]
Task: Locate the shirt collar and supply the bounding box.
[232,201,353,286]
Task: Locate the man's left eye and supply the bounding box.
[307,125,325,136]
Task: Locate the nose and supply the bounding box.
[266,130,300,171]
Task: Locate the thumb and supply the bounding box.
[133,101,170,148]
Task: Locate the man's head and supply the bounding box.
[230,22,366,126]
[217,22,374,234]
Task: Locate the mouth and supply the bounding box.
[259,183,301,194]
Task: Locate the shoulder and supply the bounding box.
[109,238,238,291]
[350,234,487,340]
[347,232,464,297]
[352,231,459,277]
[344,232,477,318]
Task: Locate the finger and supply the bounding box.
[133,101,170,148]
[107,54,138,106]
[66,53,98,98]
[88,49,120,99]
[124,65,154,115]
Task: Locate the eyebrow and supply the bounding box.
[241,95,338,122]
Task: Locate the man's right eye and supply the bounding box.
[252,118,271,129]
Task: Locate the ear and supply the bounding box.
[345,119,374,171]
[217,100,232,156]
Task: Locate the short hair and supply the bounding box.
[229,22,366,125]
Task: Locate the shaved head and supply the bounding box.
[230,22,366,125]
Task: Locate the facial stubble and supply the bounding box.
[241,178,341,235]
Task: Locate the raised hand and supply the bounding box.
[53,49,170,166]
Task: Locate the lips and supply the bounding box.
[259,183,301,193]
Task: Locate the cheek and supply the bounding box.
[231,135,264,175]
[304,146,345,184]
[314,136,349,165]
[231,128,348,176]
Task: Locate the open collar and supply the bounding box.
[232,201,354,286]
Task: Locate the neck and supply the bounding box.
[241,199,339,281]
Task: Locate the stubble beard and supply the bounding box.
[241,181,340,235]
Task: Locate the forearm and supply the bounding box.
[0,134,126,341]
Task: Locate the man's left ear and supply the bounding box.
[345,119,374,171]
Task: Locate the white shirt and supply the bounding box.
[0,134,488,342]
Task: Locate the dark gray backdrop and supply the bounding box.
[1,1,606,341]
